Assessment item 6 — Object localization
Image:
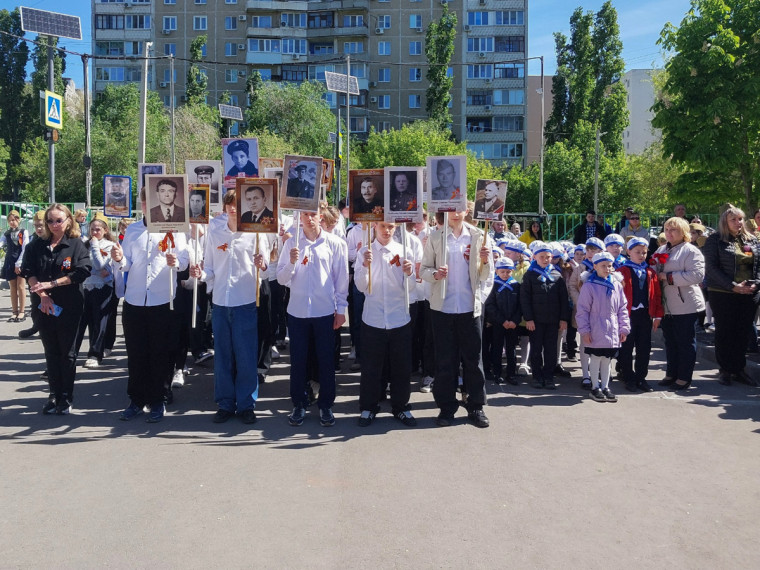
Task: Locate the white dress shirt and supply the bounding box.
[201,217,268,307]
[346,223,367,264]
[277,228,349,318]
[441,228,475,314]
[392,228,423,303]
[354,239,414,329]
[118,221,189,306]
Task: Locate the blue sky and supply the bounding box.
[1,0,694,85]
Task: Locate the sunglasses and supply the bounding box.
[47,218,66,225]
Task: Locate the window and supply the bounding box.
[495,11,524,25]
[409,15,422,28]
[339,93,366,106]
[409,41,422,55]
[378,68,391,82]
[225,42,237,56]
[282,66,308,82]
[229,95,239,106]
[229,122,239,136]
[249,39,280,53]
[200,44,207,57]
[165,0,176,4]
[226,0,238,4]
[468,37,494,52]
[95,67,125,82]
[378,121,392,132]
[163,16,177,31]
[126,15,150,30]
[467,65,492,79]
[225,69,238,83]
[163,95,177,107]
[255,69,272,80]
[494,63,525,78]
[493,116,524,132]
[309,64,335,80]
[493,89,525,105]
[251,16,271,28]
[498,143,523,158]
[194,16,207,31]
[96,42,124,56]
[495,36,525,53]
[163,69,178,83]
[409,94,421,108]
[350,117,367,132]
[282,39,307,55]
[126,42,143,56]
[164,43,176,56]
[324,92,336,109]
[308,12,333,28]
[343,15,364,27]
[344,42,364,54]
[225,17,237,31]
[378,42,391,55]
[466,117,492,132]
[409,68,422,82]
[467,90,492,105]
[378,95,390,109]
[282,13,307,28]
[310,42,334,55]
[195,0,207,4]
[96,15,124,30]
[378,15,391,29]
[467,12,489,26]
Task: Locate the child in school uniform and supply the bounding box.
[484,257,521,385]
[604,233,628,269]
[575,252,631,402]
[616,237,663,392]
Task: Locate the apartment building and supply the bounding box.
[622,68,661,154]
[92,0,528,165]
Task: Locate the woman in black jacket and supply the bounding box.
[703,206,760,387]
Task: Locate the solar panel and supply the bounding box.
[20,7,82,40]
[325,72,360,95]
[218,104,244,121]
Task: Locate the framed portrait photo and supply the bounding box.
[138,163,165,190]
[222,138,260,190]
[426,155,467,213]
[103,175,132,218]
[321,158,335,196]
[349,169,385,222]
[384,167,423,224]
[473,179,507,221]
[259,157,283,172]
[186,160,222,213]
[145,174,190,234]
[280,154,322,212]
[236,178,279,233]
[188,184,210,224]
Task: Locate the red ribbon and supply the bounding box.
[158,232,175,252]
[217,243,229,252]
[389,254,401,267]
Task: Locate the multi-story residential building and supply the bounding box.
[92,0,527,165]
[622,68,661,154]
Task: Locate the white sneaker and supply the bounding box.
[348,347,356,360]
[171,368,185,388]
[517,364,530,376]
[271,345,281,359]
[84,358,99,369]
[420,376,434,393]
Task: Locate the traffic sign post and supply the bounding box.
[43,90,63,129]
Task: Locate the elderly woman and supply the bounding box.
[1,209,30,322]
[22,204,91,414]
[702,206,760,387]
[655,217,705,391]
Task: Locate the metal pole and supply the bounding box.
[345,55,351,204]
[538,56,545,217]
[82,55,92,209]
[138,42,152,164]
[594,127,600,214]
[47,37,55,203]
[170,55,176,173]
[335,107,341,206]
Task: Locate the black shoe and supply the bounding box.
[55,400,72,415]
[42,397,56,415]
[493,376,505,385]
[239,409,257,424]
[357,409,375,427]
[624,381,637,392]
[581,377,592,390]
[467,409,490,428]
[637,380,654,392]
[435,413,454,427]
[213,409,235,423]
[717,371,732,386]
[18,327,38,338]
[669,379,692,391]
[395,410,417,427]
[532,378,544,389]
[589,388,606,402]
[40,370,49,380]
[288,407,306,426]
[258,373,266,385]
[659,377,676,387]
[505,376,519,386]
[554,365,571,377]
[602,388,618,402]
[543,379,556,390]
[735,370,759,387]
[319,408,335,427]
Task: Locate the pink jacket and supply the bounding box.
[575,272,631,349]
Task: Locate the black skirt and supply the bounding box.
[584,347,618,358]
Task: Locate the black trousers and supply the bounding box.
[75,285,114,361]
[359,321,412,413]
[565,324,578,357]
[529,322,560,382]
[410,300,424,373]
[172,282,193,370]
[421,301,436,377]
[491,326,518,379]
[188,286,210,356]
[711,290,756,374]
[39,304,83,403]
[270,279,288,342]
[482,322,494,375]
[661,313,698,382]
[123,302,178,407]
[430,310,485,416]
[618,309,652,384]
[103,294,120,352]
[257,279,273,376]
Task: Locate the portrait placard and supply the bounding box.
[259,157,283,172]
[236,178,279,233]
[263,167,283,195]
[188,184,210,224]
[222,138,260,190]
[321,158,335,195]
[138,163,165,190]
[186,160,222,213]
[384,167,423,223]
[473,179,507,221]
[280,154,322,212]
[103,175,132,218]
[349,169,385,222]
[145,174,190,234]
[426,155,467,213]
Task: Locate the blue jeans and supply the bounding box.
[212,302,259,412]
[288,313,336,409]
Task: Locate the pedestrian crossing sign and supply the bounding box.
[44,90,63,129]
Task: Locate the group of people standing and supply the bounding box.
[5,196,760,425]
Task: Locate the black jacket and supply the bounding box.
[703,232,760,292]
[484,280,521,327]
[520,267,571,324]
[573,221,607,245]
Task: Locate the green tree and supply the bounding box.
[185,35,208,107]
[424,5,456,128]
[652,0,760,211]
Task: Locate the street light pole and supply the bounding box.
[538,55,545,217]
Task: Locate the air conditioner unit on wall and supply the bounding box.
[463,25,470,32]
[238,44,246,50]
[484,105,492,111]
[484,78,492,83]
[375,28,384,34]
[479,52,485,58]
[369,81,377,87]
[416,27,423,33]
[238,15,247,22]
[370,96,377,103]
[159,82,167,88]
[162,29,172,35]
[479,0,486,5]
[292,54,300,60]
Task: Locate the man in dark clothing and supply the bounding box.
[573,209,607,245]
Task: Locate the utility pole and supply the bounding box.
[170,55,175,173]
[344,55,351,206]
[82,54,92,208]
[538,56,545,217]
[47,37,55,202]
[138,42,152,165]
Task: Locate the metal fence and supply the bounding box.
[544,212,719,242]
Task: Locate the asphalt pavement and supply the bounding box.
[0,290,758,569]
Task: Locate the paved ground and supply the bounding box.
[0,291,759,569]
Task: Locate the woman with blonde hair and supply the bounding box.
[22,204,90,414]
[655,217,705,392]
[1,209,30,321]
[703,206,760,387]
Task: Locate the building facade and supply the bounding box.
[92,0,527,165]
[622,68,661,155]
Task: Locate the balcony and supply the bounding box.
[248,26,308,37]
[245,52,284,65]
[309,24,369,38]
[247,1,309,11]
[314,0,369,11]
